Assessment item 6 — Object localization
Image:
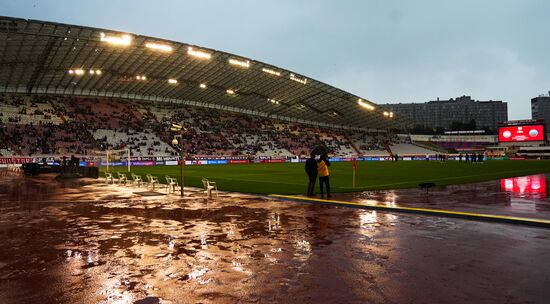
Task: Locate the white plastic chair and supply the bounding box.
[146,173,159,190]
[104,172,115,184]
[131,173,143,187]
[201,177,218,198]
[165,175,179,193]
[117,172,129,185]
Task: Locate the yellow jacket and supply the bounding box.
[318,160,329,177]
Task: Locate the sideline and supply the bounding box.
[270,194,550,228]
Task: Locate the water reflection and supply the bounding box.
[500,175,547,199]
[342,173,550,218]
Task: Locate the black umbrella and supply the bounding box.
[311,145,329,156]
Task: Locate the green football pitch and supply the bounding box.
[102,160,550,195]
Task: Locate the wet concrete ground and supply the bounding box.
[1,170,550,303]
[331,174,550,220]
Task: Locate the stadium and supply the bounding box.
[1,14,550,304]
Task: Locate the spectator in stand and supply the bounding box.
[305,152,318,196]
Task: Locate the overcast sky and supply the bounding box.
[3,0,549,119]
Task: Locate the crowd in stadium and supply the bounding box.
[0,93,415,158]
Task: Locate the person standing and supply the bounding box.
[318,154,331,198]
[305,153,318,196]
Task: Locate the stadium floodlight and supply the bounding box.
[74,69,85,75]
[100,32,132,46]
[389,112,394,118]
[68,69,74,74]
[383,111,390,117]
[228,58,250,68]
[357,99,375,110]
[168,79,178,84]
[199,83,207,89]
[268,98,279,104]
[262,68,281,76]
[145,42,173,53]
[95,70,102,75]
[226,89,235,95]
[89,70,95,75]
[170,123,184,132]
[290,74,307,85]
[187,47,211,59]
[136,75,146,81]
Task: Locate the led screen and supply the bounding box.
[498,125,545,142]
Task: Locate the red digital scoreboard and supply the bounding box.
[498,124,545,142]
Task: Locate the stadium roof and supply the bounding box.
[0,16,407,131]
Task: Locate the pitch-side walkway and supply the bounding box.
[1,170,550,303]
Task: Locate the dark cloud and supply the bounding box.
[3,0,549,119]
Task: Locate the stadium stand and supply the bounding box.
[0,93,439,158]
[93,129,175,156]
[409,134,497,153]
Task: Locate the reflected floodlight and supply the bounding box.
[100,32,132,46]
[145,42,173,52]
[229,58,250,68]
[171,138,178,145]
[357,99,375,110]
[290,74,307,84]
[187,47,211,59]
[168,79,178,84]
[262,68,281,76]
